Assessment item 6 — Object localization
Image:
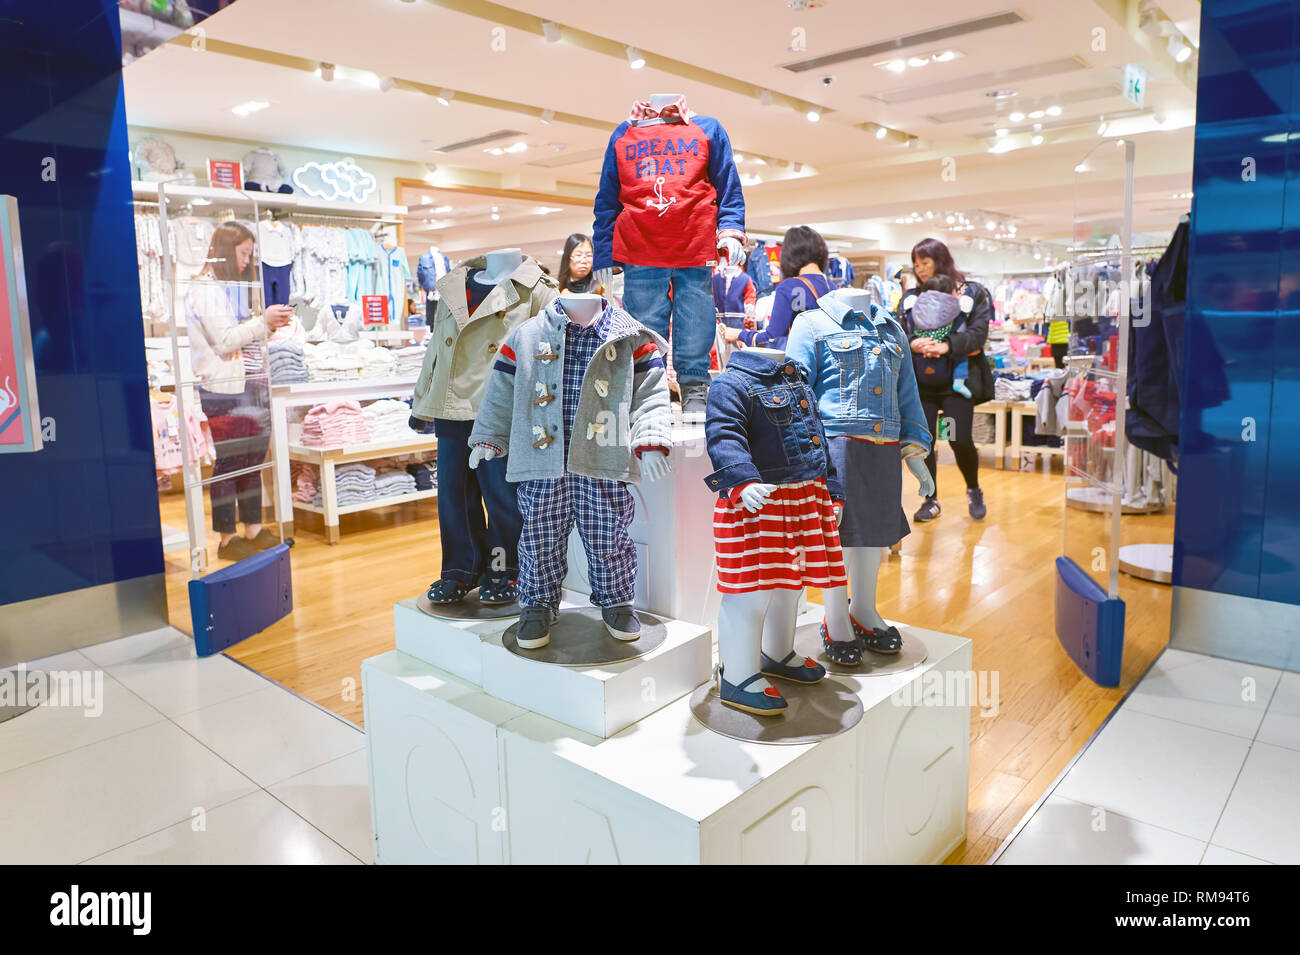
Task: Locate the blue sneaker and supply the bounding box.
[718,667,787,716]
[760,650,826,684]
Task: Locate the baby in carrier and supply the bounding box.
[910,274,972,399]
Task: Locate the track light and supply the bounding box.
[436,88,454,106]
[875,125,888,139]
[806,108,821,123]
[319,62,335,82]
[540,108,555,125]
[626,46,646,69]
[759,89,773,106]
[379,75,395,92]
[1167,35,1191,62]
[541,20,561,43]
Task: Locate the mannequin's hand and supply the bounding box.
[719,237,744,267]
[834,503,844,526]
[468,445,499,469]
[640,450,671,483]
[592,267,613,291]
[906,455,936,498]
[738,483,776,513]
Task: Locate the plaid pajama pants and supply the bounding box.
[516,474,637,612]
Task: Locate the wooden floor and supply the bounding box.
[158,450,1173,866]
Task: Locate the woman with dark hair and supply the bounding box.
[557,233,603,295]
[186,221,293,560]
[899,237,991,522]
[722,225,831,352]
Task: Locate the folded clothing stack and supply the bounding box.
[394,344,427,377]
[374,467,417,499]
[994,375,1034,402]
[303,341,367,381]
[301,400,371,447]
[361,399,412,444]
[313,462,376,507]
[267,340,308,384]
[291,462,319,502]
[406,461,437,491]
[361,346,397,378]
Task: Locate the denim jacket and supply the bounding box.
[703,350,843,501]
[786,291,931,451]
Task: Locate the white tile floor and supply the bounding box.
[0,628,370,865]
[997,648,1300,865]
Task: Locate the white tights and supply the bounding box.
[822,546,886,641]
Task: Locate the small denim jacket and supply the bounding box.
[703,350,843,501]
[786,291,932,452]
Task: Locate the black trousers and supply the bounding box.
[919,388,980,496]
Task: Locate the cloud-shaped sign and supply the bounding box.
[292,159,377,203]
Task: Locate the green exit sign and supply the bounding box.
[1123,63,1147,109]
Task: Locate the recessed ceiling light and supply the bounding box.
[875,125,888,139]
[986,89,1017,99]
[946,214,955,224]
[231,100,270,116]
[1031,134,1044,145]
[504,141,528,153]
[1046,105,1062,116]
[491,213,500,220]
[433,205,452,213]
[907,56,929,68]
[487,148,503,156]
[752,157,767,165]
[1028,109,1045,119]
[491,206,499,212]
[934,50,961,62]
[1032,123,1042,131]
[806,109,821,122]
[995,127,1008,137]
[734,154,745,163]
[986,220,996,230]
[1008,111,1025,122]
[626,46,646,69]
[884,59,907,73]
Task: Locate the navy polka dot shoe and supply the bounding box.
[760,650,826,684]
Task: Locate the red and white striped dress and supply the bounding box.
[714,478,848,594]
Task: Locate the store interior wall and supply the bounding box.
[0,0,167,666]
[1172,0,1300,670]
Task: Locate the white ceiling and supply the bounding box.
[123,0,1200,264]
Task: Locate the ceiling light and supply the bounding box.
[752,157,767,165]
[1031,134,1044,145]
[884,59,907,73]
[1028,109,1044,119]
[946,214,955,224]
[541,20,561,43]
[995,128,1008,137]
[1167,35,1191,62]
[539,108,555,125]
[988,139,1017,154]
[1097,117,1108,134]
[433,205,452,213]
[378,75,395,93]
[806,109,821,122]
[875,125,888,139]
[907,56,929,68]
[1032,122,1042,131]
[986,220,996,231]
[319,63,335,82]
[491,205,499,212]
[759,89,774,106]
[793,162,803,173]
[1074,163,1088,173]
[1008,111,1025,122]
[230,100,269,116]
[626,46,646,69]
[533,206,562,215]
[1046,105,1062,116]
[487,148,503,156]
[925,211,934,218]
[436,89,454,106]
[986,89,1017,99]
[190,198,211,206]
[491,213,500,220]
[504,141,528,153]
[934,50,960,62]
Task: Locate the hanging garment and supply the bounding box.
[827,254,856,290]
[375,243,411,320]
[712,264,756,329]
[746,242,773,296]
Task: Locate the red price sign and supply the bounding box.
[361,295,389,326]
[207,159,243,190]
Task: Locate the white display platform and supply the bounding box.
[563,422,719,628]
[364,619,971,865]
[394,592,712,738]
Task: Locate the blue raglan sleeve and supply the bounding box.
[593,123,629,271]
[741,279,793,348]
[702,118,746,234]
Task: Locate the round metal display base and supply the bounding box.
[1066,486,1165,514]
[793,627,928,676]
[1118,542,1173,584]
[688,677,864,744]
[502,607,667,667]
[416,590,521,620]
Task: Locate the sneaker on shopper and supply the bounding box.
[967,487,987,520]
[216,536,258,562]
[679,381,709,421]
[602,605,641,641]
[249,528,283,550]
[516,606,556,649]
[914,497,941,523]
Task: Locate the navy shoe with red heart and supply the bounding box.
[718,667,788,716]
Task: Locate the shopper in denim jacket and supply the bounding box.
[703,350,843,502]
[785,293,930,448]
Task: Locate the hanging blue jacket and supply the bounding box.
[703,350,843,501]
[746,243,774,296]
[786,291,931,450]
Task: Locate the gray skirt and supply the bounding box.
[829,436,910,547]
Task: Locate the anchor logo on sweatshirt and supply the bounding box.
[646,177,676,216]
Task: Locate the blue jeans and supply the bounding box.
[620,264,714,385]
[433,418,521,585]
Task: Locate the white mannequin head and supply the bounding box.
[557,293,602,326]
